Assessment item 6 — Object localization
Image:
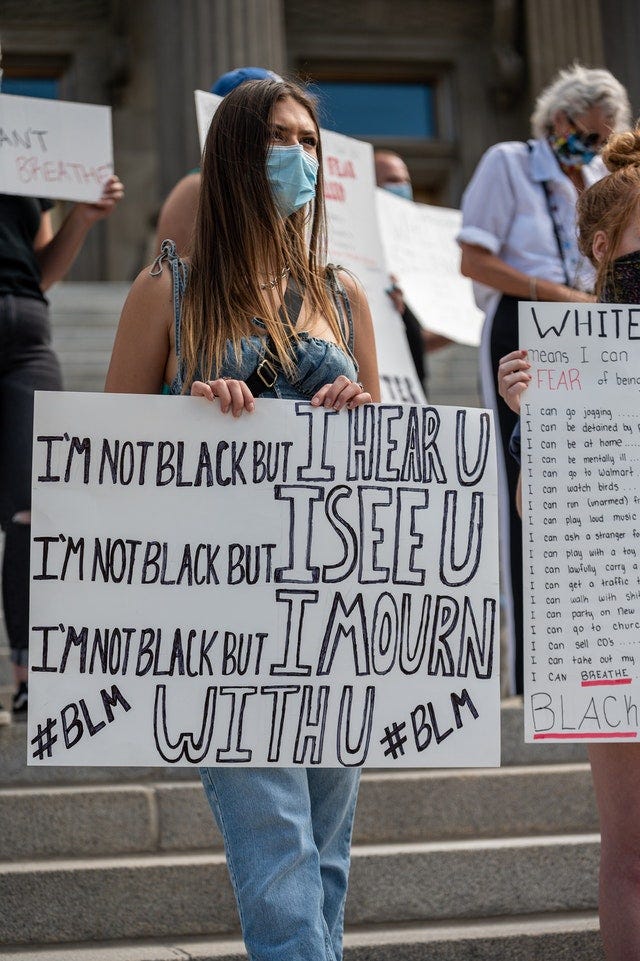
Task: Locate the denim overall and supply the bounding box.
[152,240,361,961]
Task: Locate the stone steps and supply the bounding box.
[0,763,597,862]
[0,833,600,945]
[47,282,129,393]
[0,912,604,961]
[0,697,604,955]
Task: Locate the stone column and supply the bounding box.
[154,0,286,197]
[525,0,604,97]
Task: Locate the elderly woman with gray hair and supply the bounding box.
[457,63,631,696]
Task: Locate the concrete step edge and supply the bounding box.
[0,765,600,862]
[0,911,602,960]
[0,761,593,796]
[0,831,602,873]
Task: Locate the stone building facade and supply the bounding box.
[1,0,638,282]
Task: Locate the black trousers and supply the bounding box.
[0,294,62,660]
[489,295,524,694]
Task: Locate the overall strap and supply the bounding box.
[150,239,189,358]
[326,266,356,355]
[244,276,305,396]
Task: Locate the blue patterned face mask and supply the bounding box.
[381,181,414,201]
[548,129,599,168]
[266,144,319,217]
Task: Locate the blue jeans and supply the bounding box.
[199,767,360,961]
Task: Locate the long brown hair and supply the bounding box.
[577,126,640,297]
[180,78,343,388]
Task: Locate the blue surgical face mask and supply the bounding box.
[382,181,413,201]
[266,144,319,217]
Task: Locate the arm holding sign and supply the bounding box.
[310,272,380,406]
[35,176,124,290]
[0,175,122,720]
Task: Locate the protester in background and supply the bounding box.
[458,63,631,694]
[498,124,640,960]
[154,66,281,255]
[0,177,124,724]
[106,77,379,961]
[374,149,450,390]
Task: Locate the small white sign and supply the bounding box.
[29,392,500,767]
[0,93,113,202]
[195,89,222,152]
[376,188,483,346]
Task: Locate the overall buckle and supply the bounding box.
[256,358,278,389]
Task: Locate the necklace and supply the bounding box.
[259,266,290,290]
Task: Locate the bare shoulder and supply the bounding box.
[168,171,201,201]
[106,260,178,393]
[123,261,175,320]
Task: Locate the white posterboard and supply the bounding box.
[0,93,113,202]
[521,302,640,742]
[194,90,426,406]
[321,130,426,404]
[29,392,500,767]
[376,188,483,346]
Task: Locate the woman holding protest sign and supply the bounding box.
[499,124,640,960]
[0,175,123,725]
[106,77,380,961]
[458,64,631,696]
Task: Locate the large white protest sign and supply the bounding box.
[521,302,640,742]
[29,392,500,767]
[194,90,425,405]
[376,188,483,347]
[0,93,113,203]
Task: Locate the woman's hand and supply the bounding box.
[75,175,125,226]
[311,375,372,411]
[191,378,255,416]
[498,349,531,414]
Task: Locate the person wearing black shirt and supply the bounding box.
[0,177,123,722]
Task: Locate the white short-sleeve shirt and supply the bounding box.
[457,138,604,318]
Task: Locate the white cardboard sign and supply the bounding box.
[0,93,113,202]
[194,90,426,405]
[321,129,426,405]
[521,302,640,742]
[375,188,483,346]
[29,392,500,767]
[195,89,223,148]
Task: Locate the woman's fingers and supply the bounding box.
[191,379,255,415]
[499,348,528,366]
[498,348,531,413]
[311,375,371,411]
[190,380,214,400]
